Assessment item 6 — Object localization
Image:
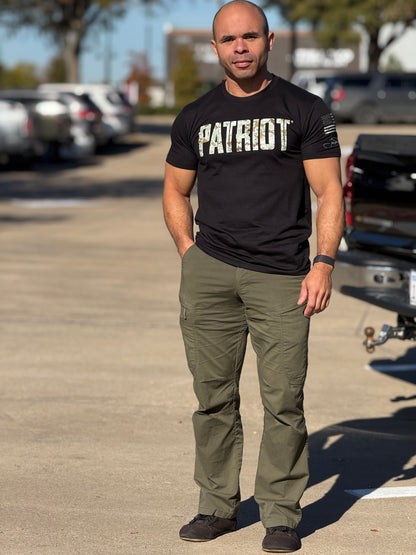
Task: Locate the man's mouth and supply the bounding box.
[233,60,252,68]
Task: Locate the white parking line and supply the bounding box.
[11,198,93,208]
[346,486,416,499]
[341,145,353,157]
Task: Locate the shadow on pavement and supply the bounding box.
[238,496,260,529]
[0,139,148,175]
[95,139,148,157]
[237,353,416,536]
[237,407,416,534]
[138,122,173,135]
[0,214,70,224]
[299,404,416,538]
[0,178,164,201]
[368,346,416,386]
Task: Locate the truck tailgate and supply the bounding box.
[334,248,416,317]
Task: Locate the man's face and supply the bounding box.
[211,3,274,83]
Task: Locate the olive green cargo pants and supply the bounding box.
[179,244,310,529]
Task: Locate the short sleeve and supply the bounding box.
[301,98,341,160]
[166,109,199,170]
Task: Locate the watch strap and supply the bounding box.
[313,254,335,267]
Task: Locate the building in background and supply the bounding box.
[165,28,361,104]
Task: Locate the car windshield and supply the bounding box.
[106,91,131,107]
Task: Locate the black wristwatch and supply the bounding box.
[313,254,335,267]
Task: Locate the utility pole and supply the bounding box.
[103,10,113,84]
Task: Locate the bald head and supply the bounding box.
[212,0,269,40]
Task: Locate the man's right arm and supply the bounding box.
[163,162,197,258]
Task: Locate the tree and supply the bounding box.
[263,0,416,71]
[44,56,67,83]
[0,0,159,82]
[263,0,301,79]
[382,54,404,72]
[0,62,40,88]
[171,45,203,108]
[125,52,155,107]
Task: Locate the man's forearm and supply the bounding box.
[315,188,344,259]
[163,189,195,257]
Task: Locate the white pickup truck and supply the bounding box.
[0,100,37,166]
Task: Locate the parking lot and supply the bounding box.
[0,117,415,554]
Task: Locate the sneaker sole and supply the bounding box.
[263,547,300,553]
[180,529,236,542]
[180,536,212,542]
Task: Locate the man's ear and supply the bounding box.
[210,39,219,58]
[268,32,275,52]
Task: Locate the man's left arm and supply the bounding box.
[298,157,345,318]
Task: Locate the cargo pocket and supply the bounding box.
[180,303,198,374]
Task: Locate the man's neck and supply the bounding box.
[225,71,273,97]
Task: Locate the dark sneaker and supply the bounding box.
[179,513,237,542]
[262,526,301,553]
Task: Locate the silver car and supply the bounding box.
[0,99,37,166]
[52,91,107,157]
[0,90,73,160]
[39,83,136,143]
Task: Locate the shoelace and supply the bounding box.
[191,514,216,525]
[267,525,293,535]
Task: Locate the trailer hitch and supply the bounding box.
[363,316,416,353]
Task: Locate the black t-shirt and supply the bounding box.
[166,75,341,275]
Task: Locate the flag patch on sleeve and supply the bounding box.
[321,113,337,135]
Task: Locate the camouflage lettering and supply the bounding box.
[198,118,293,156]
[236,120,251,152]
[276,118,291,151]
[259,118,275,151]
[252,119,259,151]
[223,121,237,153]
[199,124,211,157]
[209,122,224,155]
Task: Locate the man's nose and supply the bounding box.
[234,37,248,52]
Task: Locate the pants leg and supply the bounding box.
[239,269,310,529]
[179,245,248,519]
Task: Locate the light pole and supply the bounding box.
[103,10,113,84]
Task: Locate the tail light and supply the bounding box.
[78,109,99,121]
[23,114,34,138]
[331,87,346,103]
[343,152,354,227]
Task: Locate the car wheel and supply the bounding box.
[353,104,380,125]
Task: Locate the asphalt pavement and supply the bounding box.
[1,117,415,554]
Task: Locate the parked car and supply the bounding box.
[324,72,416,124]
[291,70,334,98]
[0,89,73,159]
[39,83,135,143]
[0,99,37,166]
[52,91,107,156]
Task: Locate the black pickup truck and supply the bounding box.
[333,134,416,351]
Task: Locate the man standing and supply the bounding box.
[163,1,344,552]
